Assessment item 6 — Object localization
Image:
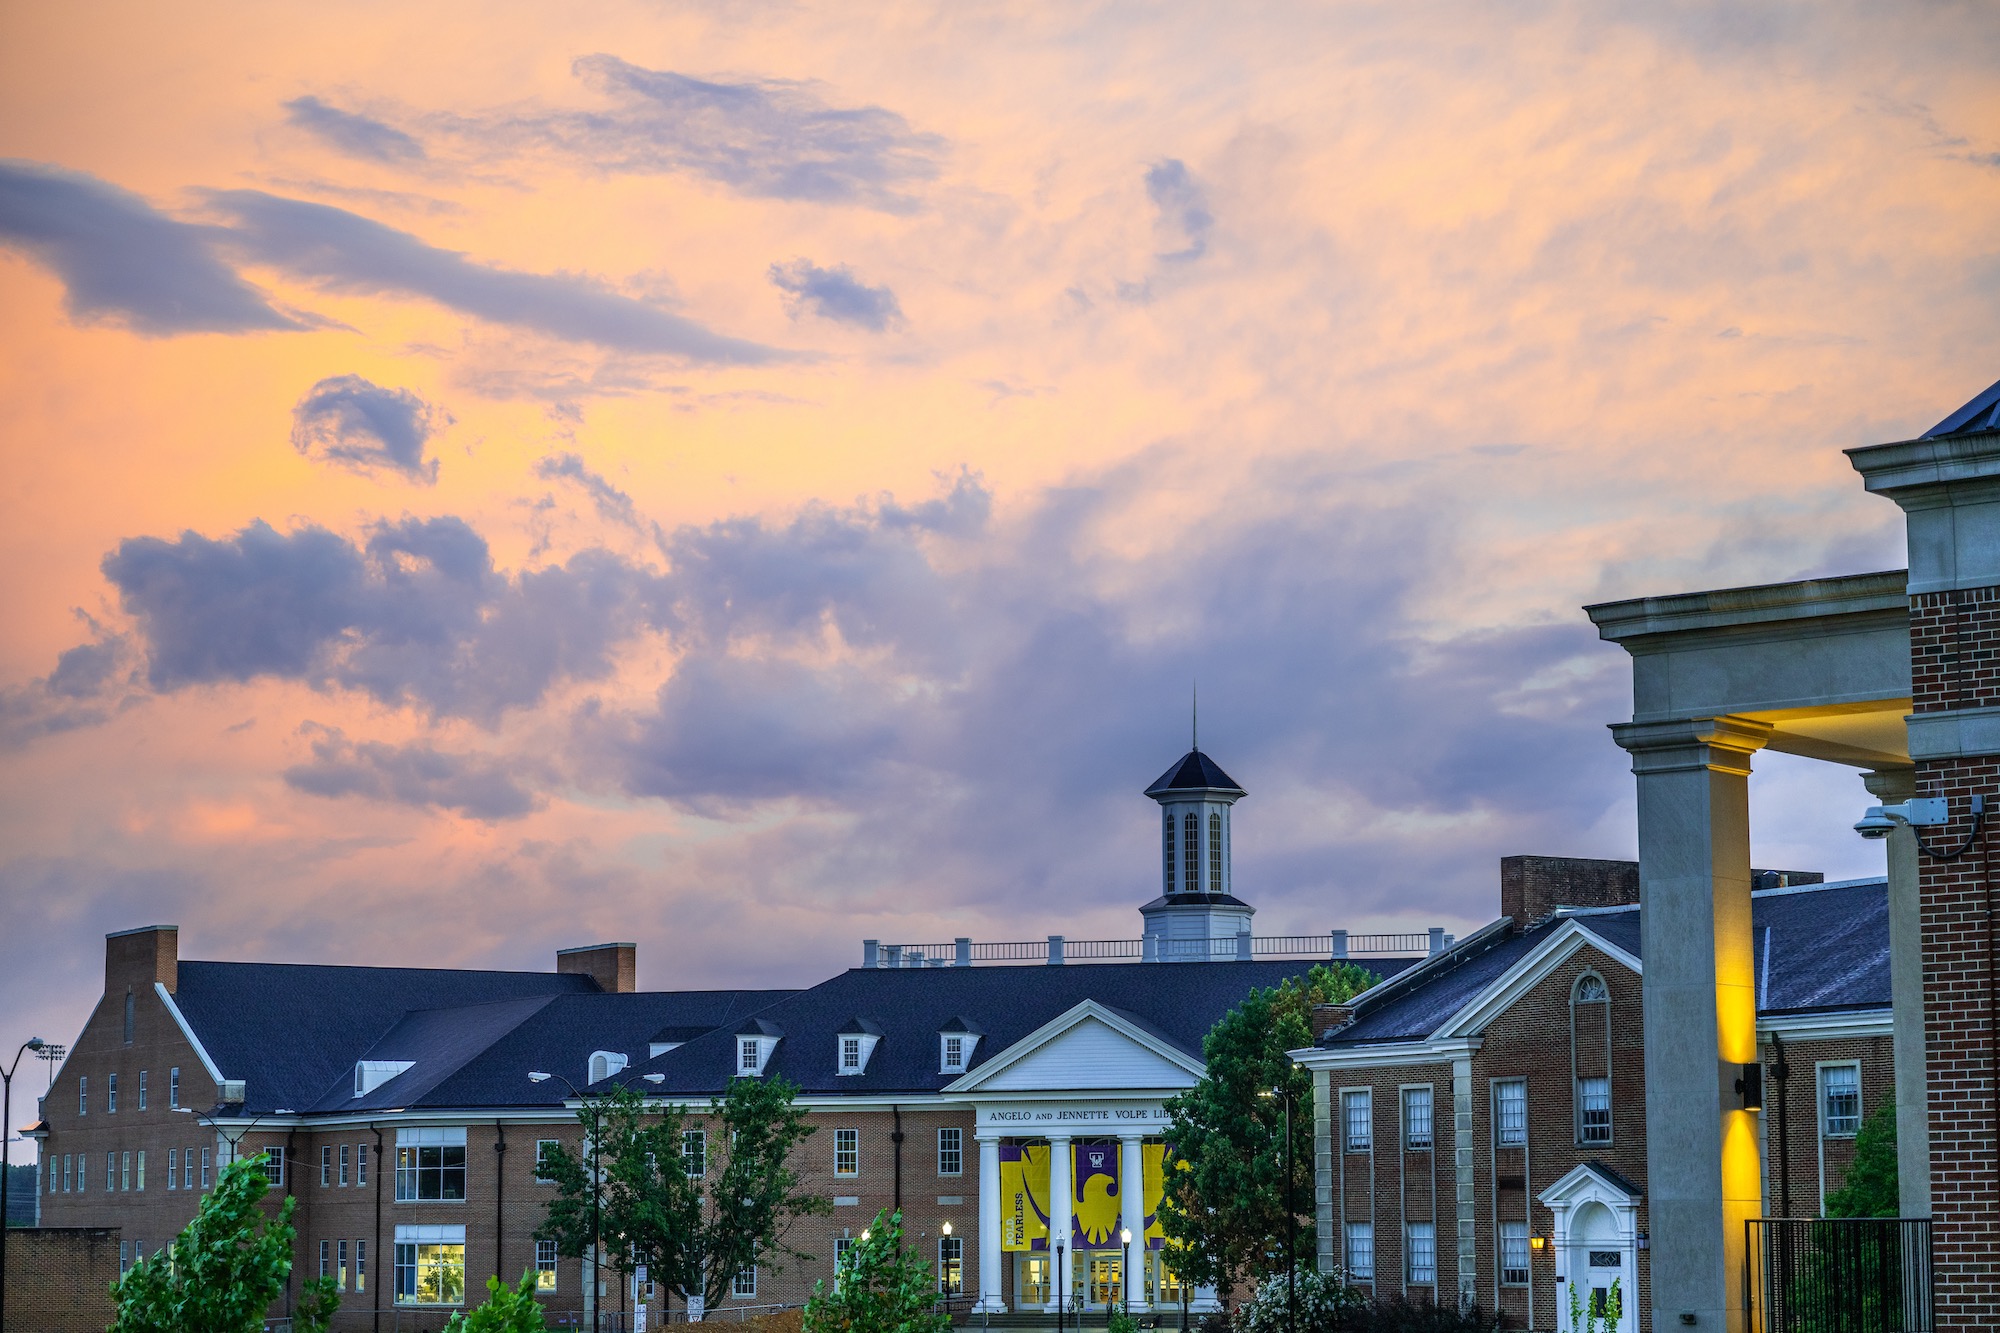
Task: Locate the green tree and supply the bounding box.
[801,1209,950,1333]
[1157,963,1375,1303]
[537,1075,830,1311]
[1825,1101,1899,1218]
[109,1152,339,1333]
[446,1273,552,1332]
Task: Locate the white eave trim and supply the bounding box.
[1289,1037,1482,1070]
[941,999,1205,1094]
[1757,1008,1893,1041]
[1430,920,1641,1041]
[156,981,226,1085]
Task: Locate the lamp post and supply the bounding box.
[172,1103,296,1172]
[1261,1086,1298,1333]
[1,1038,48,1333]
[1056,1239,1067,1333]
[530,1071,605,1333]
[1119,1227,1133,1323]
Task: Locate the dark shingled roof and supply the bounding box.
[631,956,1419,1097]
[1325,879,1888,1047]
[1144,750,1245,797]
[169,959,791,1113]
[1924,376,2000,438]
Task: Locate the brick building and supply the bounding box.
[1295,856,1895,1333]
[23,743,1431,1326]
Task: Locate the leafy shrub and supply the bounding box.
[1237,1267,1366,1333]
[444,1273,549,1332]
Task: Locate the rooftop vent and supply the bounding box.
[354,1060,414,1097]
[587,1050,629,1084]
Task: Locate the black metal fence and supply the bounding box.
[1746,1218,1932,1333]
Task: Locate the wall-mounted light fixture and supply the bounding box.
[1530,1235,1546,1251]
[1636,1229,1649,1251]
[1734,1063,1764,1112]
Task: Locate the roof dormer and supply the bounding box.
[353,1060,414,1097]
[938,1018,984,1074]
[836,1017,885,1076]
[735,1018,784,1078]
[587,1050,629,1085]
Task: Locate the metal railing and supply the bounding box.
[864,929,1443,968]
[1746,1218,1932,1332]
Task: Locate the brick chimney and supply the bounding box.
[1310,1003,1354,1041]
[106,924,179,996]
[557,942,636,994]
[1500,856,1640,927]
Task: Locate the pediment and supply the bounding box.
[946,1001,1204,1094]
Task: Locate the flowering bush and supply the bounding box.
[1237,1266,1366,1333]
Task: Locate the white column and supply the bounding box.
[1048,1135,1073,1312]
[975,1134,1006,1313]
[1864,768,1929,1219]
[1119,1134,1146,1309]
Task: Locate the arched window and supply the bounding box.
[1208,812,1224,893]
[1163,811,1176,893]
[1183,812,1200,891]
[1571,972,1612,1145]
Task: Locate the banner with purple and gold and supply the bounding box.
[999,1143,1050,1252]
[1072,1141,1121,1249]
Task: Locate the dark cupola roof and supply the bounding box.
[1925,376,2000,438]
[1144,749,1245,798]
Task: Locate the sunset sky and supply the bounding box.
[3,1,1997,1069]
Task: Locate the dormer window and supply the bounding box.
[938,1020,983,1074]
[354,1060,415,1097]
[588,1051,629,1085]
[835,1019,883,1076]
[842,1037,861,1071]
[734,1021,783,1077]
[740,1039,759,1073]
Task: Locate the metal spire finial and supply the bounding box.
[1192,681,1198,752]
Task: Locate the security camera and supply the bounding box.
[1853,797,1951,840]
[1853,806,1899,839]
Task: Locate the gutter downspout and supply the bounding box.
[284,1125,300,1320]
[892,1105,904,1214]
[495,1121,507,1288]
[372,1124,385,1333]
[1770,1037,1792,1218]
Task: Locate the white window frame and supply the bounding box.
[937,1127,963,1176]
[136,1150,145,1191]
[78,1075,86,1117]
[320,1240,331,1279]
[535,1238,558,1291]
[138,1070,147,1110]
[167,1148,177,1191]
[322,1145,333,1186]
[535,1140,561,1184]
[683,1128,707,1179]
[733,1263,757,1298]
[357,1239,368,1294]
[1345,1221,1373,1280]
[168,1066,179,1109]
[834,1236,853,1289]
[1820,1062,1861,1138]
[835,1127,859,1176]
[1500,1220,1529,1285]
[268,1145,286,1187]
[339,1238,350,1291]
[1577,1075,1612,1146]
[1342,1088,1372,1152]
[340,1144,352,1187]
[201,1145,211,1189]
[395,1126,469,1203]
[393,1224,468,1307]
[938,1235,963,1294]
[357,1142,368,1187]
[108,1073,118,1114]
[1402,1085,1433,1151]
[841,1036,862,1072]
[1406,1221,1436,1285]
[1494,1079,1527,1147]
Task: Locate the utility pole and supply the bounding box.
[2,1037,49,1333]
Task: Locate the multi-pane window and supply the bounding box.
[535,1239,558,1290]
[138,1071,147,1110]
[1163,811,1175,893]
[320,1240,331,1279]
[340,1145,352,1187]
[1822,1064,1861,1137]
[1494,1080,1527,1146]
[841,1037,862,1071]
[683,1129,707,1179]
[1578,1076,1612,1145]
[835,1128,859,1176]
[834,1237,853,1288]
[938,1127,963,1176]
[1406,1222,1436,1284]
[356,1240,367,1294]
[739,1038,759,1074]
[1183,812,1199,889]
[136,1151,145,1191]
[938,1236,964,1294]
[1403,1087,1433,1150]
[1344,1222,1374,1280]
[733,1264,757,1298]
[535,1140,560,1183]
[167,1149,177,1191]
[395,1129,468,1202]
[79,1076,87,1116]
[108,1074,118,1114]
[942,1035,966,1072]
[169,1067,179,1109]
[120,1151,130,1191]
[1343,1089,1372,1151]
[104,1151,114,1190]
[1500,1221,1529,1285]
[65,1153,74,1193]
[394,1229,467,1306]
[201,1146,211,1189]
[269,1146,286,1187]
[1208,812,1223,892]
[339,1239,350,1290]
[322,1146,334,1186]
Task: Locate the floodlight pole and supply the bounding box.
[2,1038,49,1333]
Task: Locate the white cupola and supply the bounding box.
[1139,735,1252,960]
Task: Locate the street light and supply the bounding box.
[531,1071,606,1333]
[1,1038,47,1333]
[172,1103,297,1169]
[1120,1228,1133,1320]
[1261,1086,1299,1333]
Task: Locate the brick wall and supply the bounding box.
[3,1228,121,1333]
[1908,587,2000,1329]
[1756,1033,1895,1220]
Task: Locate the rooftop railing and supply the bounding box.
[862,928,1449,968]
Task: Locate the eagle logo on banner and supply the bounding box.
[1074,1143,1121,1247]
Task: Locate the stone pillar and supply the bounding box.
[1864,767,1930,1219]
[1452,1055,1477,1310]
[1851,429,2000,1329]
[1048,1135,1073,1312]
[1119,1134,1147,1308]
[976,1134,1006,1312]
[1612,715,1769,1333]
[1313,1067,1335,1275]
